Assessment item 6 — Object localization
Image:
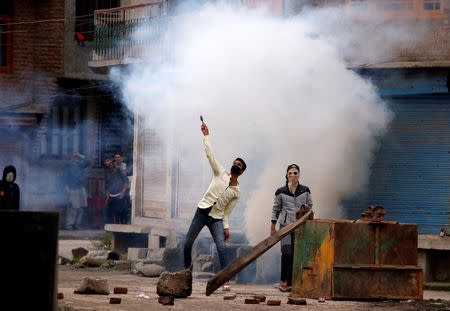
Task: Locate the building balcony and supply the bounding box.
[88,2,169,70]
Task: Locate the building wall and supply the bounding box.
[0,0,64,114]
[63,0,110,80]
[311,0,450,63]
[0,0,65,211]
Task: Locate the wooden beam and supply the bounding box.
[206,210,312,296]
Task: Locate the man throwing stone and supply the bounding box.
[183,120,247,283]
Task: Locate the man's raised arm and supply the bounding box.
[201,122,223,176]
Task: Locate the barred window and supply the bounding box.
[43,97,87,158]
[376,0,413,11]
[423,0,440,10]
[346,0,443,18]
[350,0,369,9]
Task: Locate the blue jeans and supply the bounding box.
[183,207,227,269]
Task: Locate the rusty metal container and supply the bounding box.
[291,219,423,300]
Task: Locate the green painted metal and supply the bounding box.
[292,221,330,284]
[292,220,422,299]
[379,237,396,256]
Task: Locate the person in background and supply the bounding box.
[104,154,129,224]
[113,152,127,174]
[0,165,20,210]
[113,151,131,223]
[63,152,91,230]
[271,164,313,292]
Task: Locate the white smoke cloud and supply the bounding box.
[116,3,398,282]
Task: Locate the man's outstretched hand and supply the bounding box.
[201,122,209,136]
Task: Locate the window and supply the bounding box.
[75,0,120,41]
[0,1,13,73]
[376,0,413,11]
[350,0,369,10]
[345,0,443,19]
[43,97,87,158]
[423,0,440,10]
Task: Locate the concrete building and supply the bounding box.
[86,0,449,284]
[0,0,133,229]
[329,0,450,285]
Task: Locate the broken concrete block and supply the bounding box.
[318,297,326,303]
[145,248,164,265]
[224,293,236,300]
[158,296,174,305]
[58,256,71,265]
[244,298,259,304]
[109,297,121,304]
[113,287,128,294]
[72,247,89,259]
[157,268,192,298]
[136,263,166,277]
[267,299,281,306]
[74,277,110,295]
[287,298,307,305]
[78,250,109,267]
[253,295,266,302]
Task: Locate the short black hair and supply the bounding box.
[235,157,247,172]
[286,163,300,172]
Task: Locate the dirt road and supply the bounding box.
[57,265,450,311]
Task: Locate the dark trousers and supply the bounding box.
[107,196,122,224]
[183,207,227,269]
[121,194,131,224]
[280,234,295,286]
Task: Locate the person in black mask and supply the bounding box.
[0,165,20,210]
[183,121,246,290]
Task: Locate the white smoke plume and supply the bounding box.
[116,2,400,281]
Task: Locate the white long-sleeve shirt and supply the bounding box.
[197,135,240,229]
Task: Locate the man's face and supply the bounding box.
[234,160,244,170]
[287,168,300,183]
[114,155,122,163]
[5,172,14,182]
[231,160,244,175]
[104,158,112,167]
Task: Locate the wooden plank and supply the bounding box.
[205,210,313,296]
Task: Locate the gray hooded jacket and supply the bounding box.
[271,183,313,246]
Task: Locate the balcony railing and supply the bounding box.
[91,1,168,66]
[90,0,285,67]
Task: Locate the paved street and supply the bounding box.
[57,265,450,311]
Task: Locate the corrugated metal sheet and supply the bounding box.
[142,127,170,219]
[343,94,450,234]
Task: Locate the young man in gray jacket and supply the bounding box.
[271,163,313,292]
